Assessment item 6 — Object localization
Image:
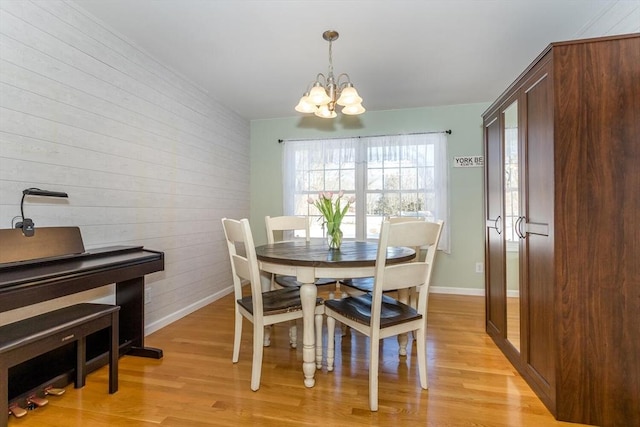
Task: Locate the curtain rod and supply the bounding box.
[278,129,451,144]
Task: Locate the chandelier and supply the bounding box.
[295,30,365,118]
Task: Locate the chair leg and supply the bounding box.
[261,273,273,347]
[411,288,420,341]
[289,324,297,348]
[232,310,242,363]
[340,321,349,336]
[397,288,410,354]
[329,281,340,300]
[326,316,335,372]
[251,323,264,391]
[416,327,428,390]
[397,333,409,356]
[315,314,323,369]
[264,325,271,347]
[369,336,380,411]
[330,283,348,336]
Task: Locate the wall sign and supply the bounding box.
[453,156,484,168]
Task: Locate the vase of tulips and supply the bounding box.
[308,191,354,250]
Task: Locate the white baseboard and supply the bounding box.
[430,286,485,296]
[145,286,234,336]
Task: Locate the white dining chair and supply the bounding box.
[324,219,444,411]
[340,216,436,354]
[221,217,324,391]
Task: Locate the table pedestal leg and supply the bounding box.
[299,282,317,387]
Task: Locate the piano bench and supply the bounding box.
[0,303,120,420]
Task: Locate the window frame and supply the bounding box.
[282,133,450,251]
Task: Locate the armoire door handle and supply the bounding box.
[514,216,523,239]
[518,216,528,239]
[486,216,502,234]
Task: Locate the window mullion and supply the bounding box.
[355,141,367,240]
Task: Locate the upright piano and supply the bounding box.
[0,227,164,404]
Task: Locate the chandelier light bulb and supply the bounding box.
[295,94,318,113]
[308,84,331,106]
[341,103,366,115]
[336,85,362,106]
[315,104,337,118]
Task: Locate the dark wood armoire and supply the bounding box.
[482,34,639,427]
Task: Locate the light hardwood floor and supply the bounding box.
[8,292,592,426]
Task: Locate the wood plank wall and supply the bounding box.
[0,1,249,329]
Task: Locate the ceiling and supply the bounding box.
[71,0,639,121]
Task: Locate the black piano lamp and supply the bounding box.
[14,188,69,237]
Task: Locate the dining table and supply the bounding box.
[255,239,415,388]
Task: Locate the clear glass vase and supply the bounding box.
[326,222,343,250]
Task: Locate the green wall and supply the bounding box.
[250,103,489,292]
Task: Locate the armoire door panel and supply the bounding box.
[522,61,555,398]
[524,67,554,228]
[525,233,555,387]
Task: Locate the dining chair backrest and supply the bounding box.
[387,216,431,262]
[221,217,264,318]
[265,215,310,244]
[372,220,444,323]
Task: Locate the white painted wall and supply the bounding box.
[0,0,250,332]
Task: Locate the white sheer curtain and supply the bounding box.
[282,133,450,252]
[282,137,357,217]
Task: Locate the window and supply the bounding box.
[283,133,449,251]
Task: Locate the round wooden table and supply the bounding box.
[255,239,415,387]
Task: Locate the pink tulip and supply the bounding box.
[307,197,314,204]
[338,190,344,198]
[348,196,356,204]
